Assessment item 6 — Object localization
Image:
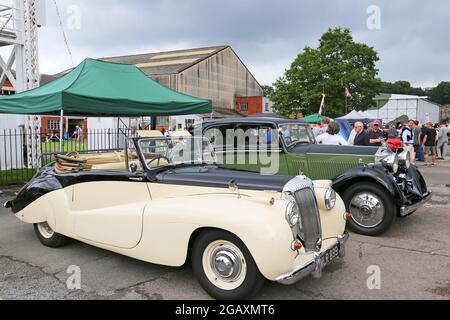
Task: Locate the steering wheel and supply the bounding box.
[147,155,171,168]
[284,136,292,145]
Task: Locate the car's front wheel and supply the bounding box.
[342,182,396,236]
[34,222,69,248]
[192,230,265,300]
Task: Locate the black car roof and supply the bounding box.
[201,117,308,126]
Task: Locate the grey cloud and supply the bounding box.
[37,0,450,87]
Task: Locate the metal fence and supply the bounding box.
[0,128,137,185]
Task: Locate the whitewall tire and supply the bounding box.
[192,230,265,300]
[34,222,69,248]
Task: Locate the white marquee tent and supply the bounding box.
[365,94,440,124]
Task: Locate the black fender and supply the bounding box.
[331,165,405,208]
[9,170,63,214]
[405,165,429,195]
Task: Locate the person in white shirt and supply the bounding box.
[348,124,357,145]
[401,119,416,163]
[312,121,324,137]
[316,122,349,146]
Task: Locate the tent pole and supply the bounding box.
[59,109,64,152]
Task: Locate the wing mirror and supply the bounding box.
[228,179,241,198]
[129,162,138,173]
[229,179,238,191]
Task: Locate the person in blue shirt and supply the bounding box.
[263,129,272,144]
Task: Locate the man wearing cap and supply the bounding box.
[368,120,384,146]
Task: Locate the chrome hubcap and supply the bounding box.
[350,193,385,228]
[202,240,247,290]
[211,249,241,281]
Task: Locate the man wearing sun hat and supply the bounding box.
[368,120,384,146]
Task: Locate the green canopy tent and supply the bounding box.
[300,113,327,123]
[0,58,212,150]
[0,58,212,117]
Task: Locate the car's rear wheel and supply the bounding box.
[342,182,396,236]
[34,222,69,248]
[192,230,265,300]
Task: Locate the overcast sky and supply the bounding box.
[8,0,450,88]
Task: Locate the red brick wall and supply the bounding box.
[41,116,63,132]
[41,116,88,136]
[235,96,263,115]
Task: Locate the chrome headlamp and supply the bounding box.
[381,153,399,174]
[324,188,336,210]
[398,150,411,169]
[285,200,301,226]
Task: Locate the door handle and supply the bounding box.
[129,177,144,182]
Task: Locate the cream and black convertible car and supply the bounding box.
[5,136,349,300]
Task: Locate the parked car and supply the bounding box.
[201,117,432,236]
[4,136,349,300]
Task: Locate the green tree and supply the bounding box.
[427,81,450,105]
[380,81,426,96]
[261,85,274,98]
[272,27,382,117]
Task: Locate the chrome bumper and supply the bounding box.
[276,232,349,285]
[399,192,432,217]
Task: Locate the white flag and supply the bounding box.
[318,94,325,115]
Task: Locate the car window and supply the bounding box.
[278,123,315,147]
[204,125,235,151]
[126,139,144,173]
[138,137,217,170]
[234,125,277,150]
[205,123,280,151]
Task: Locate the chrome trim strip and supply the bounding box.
[214,149,282,154]
[283,176,322,252]
[307,152,376,157]
[400,192,432,217]
[282,175,313,194]
[276,232,349,285]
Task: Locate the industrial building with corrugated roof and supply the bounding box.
[99,45,265,129]
[50,45,271,131]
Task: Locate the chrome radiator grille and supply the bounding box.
[292,188,322,251]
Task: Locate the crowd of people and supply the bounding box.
[312,118,450,166]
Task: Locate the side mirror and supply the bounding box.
[228,179,240,198]
[228,179,238,192]
[130,162,138,173]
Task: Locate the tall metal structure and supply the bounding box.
[0,0,45,166]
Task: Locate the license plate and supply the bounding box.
[321,245,340,267]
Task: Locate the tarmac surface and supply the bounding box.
[0,156,449,300]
